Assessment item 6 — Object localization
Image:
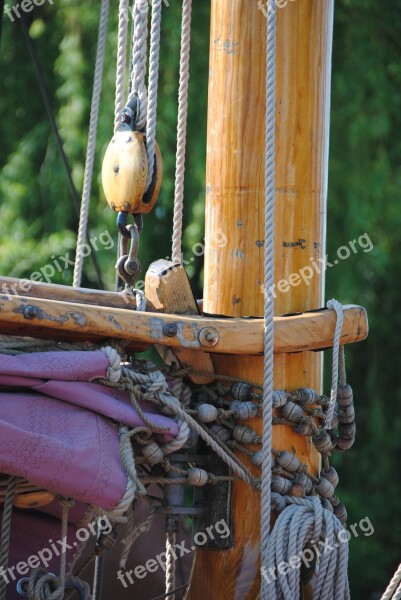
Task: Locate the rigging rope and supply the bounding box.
[0,477,16,600]
[382,564,401,600]
[73,0,109,288]
[115,0,130,134]
[260,2,277,597]
[128,0,149,131]
[145,0,163,190]
[171,0,193,264]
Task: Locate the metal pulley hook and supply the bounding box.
[116,214,142,287]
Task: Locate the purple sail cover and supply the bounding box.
[0,351,179,507]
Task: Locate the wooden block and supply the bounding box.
[145,259,215,384]
[14,491,55,509]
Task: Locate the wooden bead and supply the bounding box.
[337,403,355,424]
[102,131,148,213]
[142,442,164,464]
[210,424,231,443]
[293,420,314,436]
[294,472,313,495]
[280,401,304,424]
[313,429,333,454]
[272,390,288,408]
[336,436,355,451]
[315,478,335,499]
[271,492,287,513]
[231,400,258,420]
[337,384,353,407]
[196,403,218,423]
[321,498,334,513]
[233,425,259,444]
[333,502,347,524]
[294,387,318,405]
[251,451,263,468]
[231,382,252,402]
[321,466,339,488]
[187,468,209,487]
[271,476,292,495]
[339,421,356,440]
[277,451,301,473]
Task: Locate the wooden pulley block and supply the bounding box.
[102,132,163,215]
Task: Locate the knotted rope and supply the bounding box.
[114,0,130,134]
[325,299,345,430]
[73,0,109,288]
[260,1,277,597]
[171,0,193,264]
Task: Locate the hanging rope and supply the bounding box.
[325,299,345,429]
[171,0,193,264]
[73,0,110,288]
[382,564,401,600]
[260,2,277,597]
[128,0,149,130]
[265,497,350,600]
[114,0,130,134]
[145,0,163,190]
[0,477,16,600]
[165,531,176,600]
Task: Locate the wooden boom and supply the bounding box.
[186,1,335,599]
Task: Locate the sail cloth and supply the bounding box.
[0,350,178,510]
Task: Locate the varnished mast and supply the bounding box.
[186,1,334,598]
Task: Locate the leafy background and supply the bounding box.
[0,0,400,597]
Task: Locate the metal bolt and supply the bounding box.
[111,202,116,211]
[163,323,178,338]
[124,202,131,211]
[126,135,132,143]
[199,327,219,347]
[114,163,120,174]
[24,305,38,320]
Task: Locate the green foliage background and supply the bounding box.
[0,1,400,597]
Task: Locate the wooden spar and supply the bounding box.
[0,292,367,354]
[186,1,334,599]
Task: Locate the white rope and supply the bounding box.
[260,2,277,597]
[325,299,345,429]
[145,0,163,190]
[165,531,176,600]
[171,0,193,264]
[114,0,130,134]
[73,0,109,288]
[382,564,401,600]
[128,1,149,130]
[265,497,350,600]
[0,477,17,600]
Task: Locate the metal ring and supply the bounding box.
[16,578,29,597]
[117,212,131,238]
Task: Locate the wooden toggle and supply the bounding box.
[0,283,368,355]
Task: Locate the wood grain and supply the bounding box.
[145,259,215,384]
[188,1,335,599]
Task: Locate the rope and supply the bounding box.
[145,0,163,190]
[171,0,193,264]
[119,501,156,568]
[73,0,109,288]
[265,497,350,600]
[128,0,149,130]
[382,564,401,600]
[59,498,74,593]
[114,0,130,134]
[325,299,345,429]
[165,531,176,600]
[0,477,16,600]
[260,1,277,597]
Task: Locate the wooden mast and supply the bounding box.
[186,1,334,598]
